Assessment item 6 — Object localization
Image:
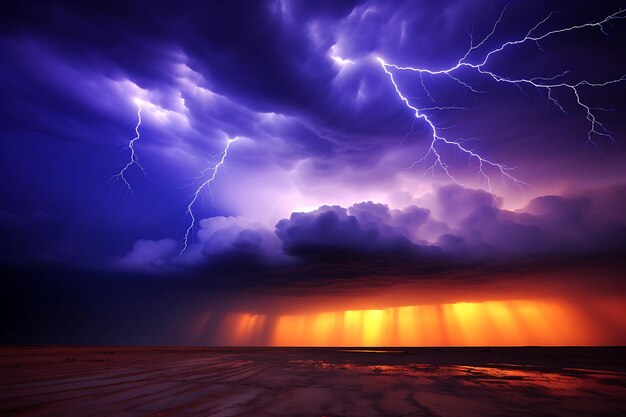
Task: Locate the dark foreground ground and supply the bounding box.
[1,347,625,417]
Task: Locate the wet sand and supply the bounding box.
[1,347,625,416]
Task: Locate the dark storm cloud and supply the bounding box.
[1,0,624,219]
[286,184,626,263]
[4,0,621,153]
[111,184,626,292]
[0,0,625,346]
[276,205,416,259]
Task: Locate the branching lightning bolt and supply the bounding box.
[112,100,145,192]
[378,8,626,191]
[181,137,238,254]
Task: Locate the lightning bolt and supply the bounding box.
[111,99,145,192]
[378,8,626,191]
[181,137,238,254]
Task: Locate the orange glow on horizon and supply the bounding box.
[213,298,626,346]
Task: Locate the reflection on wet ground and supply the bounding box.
[1,347,625,416]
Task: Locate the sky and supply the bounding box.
[1,0,625,346]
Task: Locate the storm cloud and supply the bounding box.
[116,184,626,283]
[1,1,625,344]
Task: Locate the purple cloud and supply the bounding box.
[115,183,626,276]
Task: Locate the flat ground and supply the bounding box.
[1,347,625,416]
